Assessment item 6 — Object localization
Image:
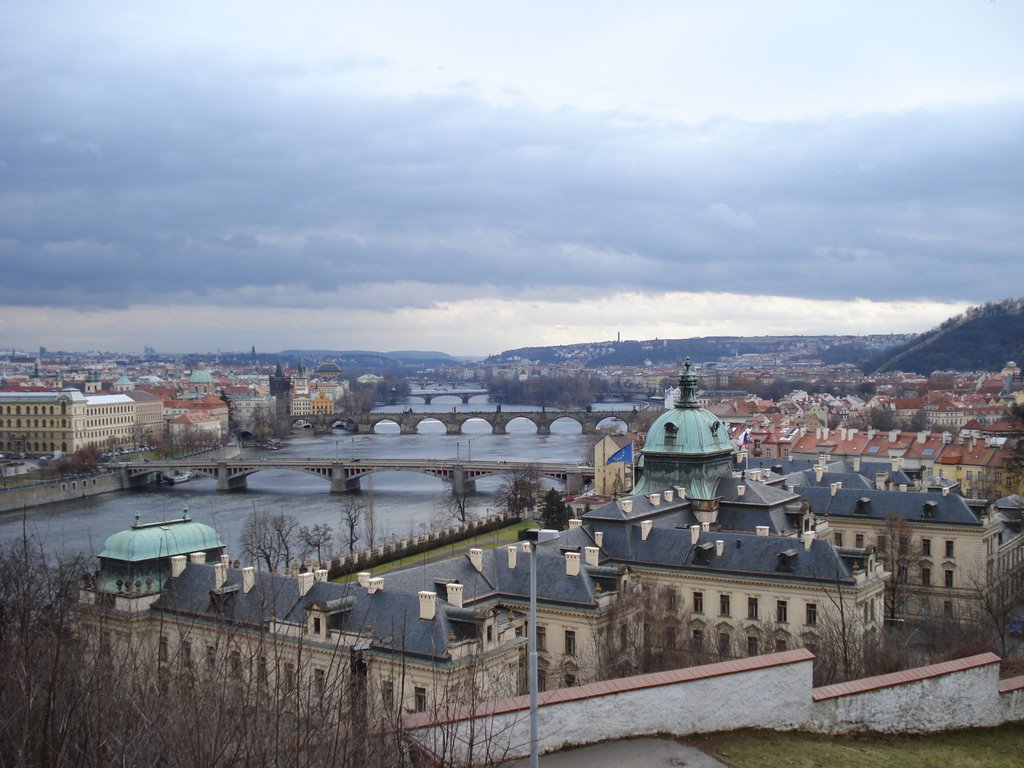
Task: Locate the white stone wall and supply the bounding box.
[808,664,1003,734]
[407,652,814,765]
[405,652,1024,766]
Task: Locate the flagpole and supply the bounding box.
[630,437,635,492]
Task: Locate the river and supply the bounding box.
[0,401,637,560]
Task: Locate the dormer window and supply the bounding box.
[776,549,797,572]
[664,423,677,442]
[694,542,715,566]
[922,501,938,519]
[855,497,871,514]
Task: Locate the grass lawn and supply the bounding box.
[686,723,1024,768]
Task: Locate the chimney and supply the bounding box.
[419,591,436,620]
[830,482,841,497]
[715,540,724,557]
[446,581,463,608]
[674,485,687,499]
[803,530,815,550]
[594,531,604,548]
[889,429,899,443]
[640,520,653,541]
[814,466,824,483]
[701,521,710,532]
[786,483,796,493]
[568,518,582,529]
[899,484,907,493]
[840,427,847,441]
[170,555,187,578]
[357,572,371,588]
[737,485,746,497]
[917,431,927,444]
[756,525,769,537]
[314,569,328,583]
[220,553,230,569]
[649,493,661,506]
[875,472,887,490]
[507,545,517,570]
[242,566,255,593]
[853,457,861,472]
[189,551,206,565]
[867,428,876,440]
[942,485,950,497]
[584,546,599,567]
[213,562,227,588]
[663,489,674,503]
[619,499,633,514]
[469,548,483,572]
[298,571,314,597]
[566,551,580,576]
[891,457,901,472]
[690,524,700,544]
[367,576,383,595]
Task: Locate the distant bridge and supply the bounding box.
[407,387,490,404]
[115,457,595,495]
[293,409,645,435]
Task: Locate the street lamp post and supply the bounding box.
[524,528,560,768]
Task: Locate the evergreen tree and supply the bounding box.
[539,487,570,530]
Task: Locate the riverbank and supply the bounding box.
[0,445,241,514]
[0,472,124,514]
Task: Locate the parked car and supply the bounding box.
[1010,615,1024,637]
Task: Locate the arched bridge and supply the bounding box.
[115,458,595,495]
[407,388,490,404]
[305,409,645,435]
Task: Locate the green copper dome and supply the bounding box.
[189,367,214,384]
[634,359,736,499]
[99,511,223,563]
[644,360,735,457]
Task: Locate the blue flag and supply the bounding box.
[606,443,633,465]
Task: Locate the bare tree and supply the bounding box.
[876,514,921,622]
[966,558,1024,659]
[338,497,364,556]
[496,464,540,519]
[240,508,300,572]
[298,522,334,567]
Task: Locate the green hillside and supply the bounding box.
[864,298,1024,375]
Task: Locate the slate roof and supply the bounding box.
[154,544,613,663]
[795,486,982,527]
[567,522,858,584]
[155,565,464,661]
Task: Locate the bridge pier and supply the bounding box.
[452,467,476,496]
[330,464,362,493]
[216,462,249,491]
[565,471,584,496]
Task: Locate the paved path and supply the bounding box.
[501,737,729,767]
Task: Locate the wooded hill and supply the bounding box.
[863,298,1024,375]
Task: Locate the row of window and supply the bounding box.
[2,403,69,416]
[534,625,576,656]
[833,532,956,559]
[692,591,816,626]
[2,418,72,429]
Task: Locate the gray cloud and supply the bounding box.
[1,38,1021,315]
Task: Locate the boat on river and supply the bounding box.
[163,470,194,485]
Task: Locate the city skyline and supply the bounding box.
[2,2,1021,355]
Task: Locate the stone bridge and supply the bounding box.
[115,457,594,495]
[407,388,490,405]
[300,409,646,435]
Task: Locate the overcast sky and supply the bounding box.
[1,1,1021,356]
